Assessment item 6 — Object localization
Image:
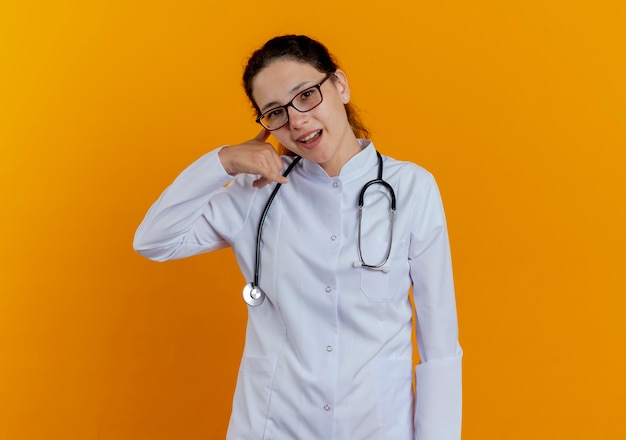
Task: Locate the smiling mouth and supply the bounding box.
[298,130,322,144]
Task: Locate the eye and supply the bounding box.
[265,108,285,120]
[299,88,316,100]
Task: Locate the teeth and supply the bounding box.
[300,130,320,142]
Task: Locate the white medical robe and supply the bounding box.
[134,140,462,439]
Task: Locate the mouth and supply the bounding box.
[296,130,322,145]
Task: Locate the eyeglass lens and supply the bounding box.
[259,86,323,130]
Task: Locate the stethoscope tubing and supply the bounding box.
[355,152,396,270]
[244,150,395,306]
[252,155,303,288]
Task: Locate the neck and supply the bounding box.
[321,137,362,177]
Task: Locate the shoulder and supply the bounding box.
[381,154,437,187]
[361,139,435,183]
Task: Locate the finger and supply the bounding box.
[253,171,288,188]
[253,176,288,189]
[253,128,271,142]
[255,146,286,184]
[252,177,270,188]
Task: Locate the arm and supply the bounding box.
[133,147,237,261]
[134,130,289,261]
[409,177,463,439]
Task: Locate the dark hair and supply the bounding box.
[243,35,370,153]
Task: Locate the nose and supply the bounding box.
[287,105,308,129]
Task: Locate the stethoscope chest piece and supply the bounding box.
[243,283,265,306]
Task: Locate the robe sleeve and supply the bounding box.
[133,147,251,261]
[409,175,463,439]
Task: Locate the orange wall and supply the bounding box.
[1,1,625,438]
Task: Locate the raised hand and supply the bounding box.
[218,129,288,188]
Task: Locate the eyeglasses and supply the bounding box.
[256,74,332,131]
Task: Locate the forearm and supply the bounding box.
[133,147,234,261]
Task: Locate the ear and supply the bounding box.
[332,69,350,102]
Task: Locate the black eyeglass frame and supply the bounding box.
[255,74,333,131]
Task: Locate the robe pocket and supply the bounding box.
[374,358,414,440]
[242,355,277,373]
[238,355,278,435]
[359,252,407,302]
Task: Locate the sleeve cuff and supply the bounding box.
[414,345,463,439]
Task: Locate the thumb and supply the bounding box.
[253,128,271,143]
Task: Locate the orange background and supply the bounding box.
[1,1,625,438]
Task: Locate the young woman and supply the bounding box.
[134,35,462,440]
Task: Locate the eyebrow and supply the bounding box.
[260,80,315,113]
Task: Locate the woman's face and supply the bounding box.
[251,59,360,177]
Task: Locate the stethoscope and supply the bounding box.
[243,151,396,306]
